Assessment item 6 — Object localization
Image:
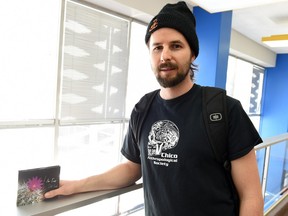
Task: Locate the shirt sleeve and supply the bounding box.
[227,97,263,161]
[121,118,142,164]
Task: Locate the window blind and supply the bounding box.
[61,1,129,123]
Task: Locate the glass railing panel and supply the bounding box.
[56,196,119,216]
[118,187,144,215]
[262,140,288,212]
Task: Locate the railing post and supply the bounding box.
[262,146,271,197]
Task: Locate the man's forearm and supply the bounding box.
[239,198,264,216]
[80,162,141,192]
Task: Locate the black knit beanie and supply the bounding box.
[145,1,199,58]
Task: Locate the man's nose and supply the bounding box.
[160,47,172,62]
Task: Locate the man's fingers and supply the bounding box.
[44,189,59,199]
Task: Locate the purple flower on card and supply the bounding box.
[27,176,43,191]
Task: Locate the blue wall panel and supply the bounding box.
[193,7,232,89]
[261,54,288,137]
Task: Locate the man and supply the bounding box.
[45,1,264,215]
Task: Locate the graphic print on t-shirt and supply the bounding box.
[147,120,179,167]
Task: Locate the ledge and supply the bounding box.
[16,183,143,216]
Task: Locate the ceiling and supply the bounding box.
[84,0,288,54]
[189,0,288,54]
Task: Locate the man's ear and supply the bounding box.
[191,54,196,62]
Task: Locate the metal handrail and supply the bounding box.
[255,133,288,150]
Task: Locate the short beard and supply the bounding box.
[155,62,190,88]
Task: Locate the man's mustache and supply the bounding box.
[158,62,178,70]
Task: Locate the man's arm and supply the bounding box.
[45,160,141,199]
[231,148,264,216]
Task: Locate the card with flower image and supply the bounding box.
[17,165,60,206]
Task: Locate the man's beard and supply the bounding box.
[155,62,190,88]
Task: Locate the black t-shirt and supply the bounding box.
[121,84,262,216]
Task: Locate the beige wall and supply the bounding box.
[230,29,276,67]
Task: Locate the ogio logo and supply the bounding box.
[209,113,222,121]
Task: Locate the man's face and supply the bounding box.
[148,28,195,88]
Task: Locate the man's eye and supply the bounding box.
[172,44,182,49]
[153,46,162,51]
